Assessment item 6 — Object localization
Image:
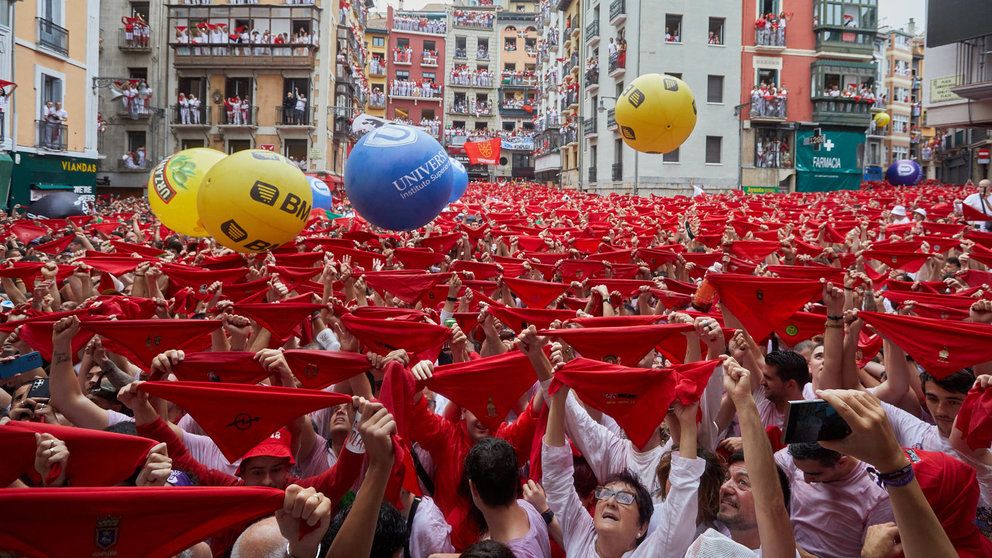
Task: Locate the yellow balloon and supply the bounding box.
[874,112,891,127]
[614,73,697,154]
[197,150,313,253]
[147,148,226,237]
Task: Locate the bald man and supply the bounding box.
[964,179,992,231]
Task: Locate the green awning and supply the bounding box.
[811,60,878,71]
[0,152,12,207]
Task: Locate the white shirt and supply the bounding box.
[963,192,992,224]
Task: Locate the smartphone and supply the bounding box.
[27,377,50,401]
[444,318,457,328]
[0,351,43,380]
[782,399,852,445]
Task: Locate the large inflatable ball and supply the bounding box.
[448,158,469,204]
[148,148,226,237]
[873,112,891,128]
[197,150,312,253]
[885,159,923,186]
[614,73,697,154]
[308,175,333,211]
[344,125,454,231]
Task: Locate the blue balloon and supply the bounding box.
[885,159,922,186]
[308,176,333,211]
[448,158,469,203]
[344,125,454,231]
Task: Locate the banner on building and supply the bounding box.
[464,138,501,165]
[795,129,865,192]
[501,136,534,151]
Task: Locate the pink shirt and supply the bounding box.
[774,449,894,558]
[409,496,455,557]
[504,500,552,558]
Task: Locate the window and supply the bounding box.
[178,76,205,99]
[474,122,487,130]
[397,38,409,49]
[707,75,724,103]
[130,2,149,21]
[0,0,9,27]
[504,63,516,72]
[663,147,679,162]
[40,0,62,24]
[758,68,779,88]
[665,14,681,42]
[41,74,62,106]
[423,40,436,51]
[225,77,251,99]
[372,36,384,47]
[284,138,307,163]
[181,139,205,149]
[396,70,409,80]
[708,17,724,45]
[394,107,409,120]
[421,108,436,120]
[705,136,722,164]
[503,121,514,131]
[126,131,146,158]
[759,0,779,15]
[228,139,251,154]
[754,127,792,168]
[504,37,517,51]
[128,67,148,80]
[283,77,310,98]
[422,72,436,82]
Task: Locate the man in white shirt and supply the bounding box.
[963,179,992,231]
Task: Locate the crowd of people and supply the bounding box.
[749,83,789,119]
[40,101,68,150]
[116,81,154,119]
[452,10,495,29]
[389,79,442,99]
[120,146,148,170]
[369,56,386,76]
[823,83,879,104]
[501,71,538,86]
[368,89,386,108]
[176,93,203,125]
[755,135,792,168]
[4,179,992,558]
[121,14,151,48]
[450,99,493,116]
[755,12,790,46]
[173,25,318,57]
[392,14,447,35]
[442,126,535,144]
[223,96,253,126]
[450,67,496,88]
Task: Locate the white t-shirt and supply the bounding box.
[963,192,992,225]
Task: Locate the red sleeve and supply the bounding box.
[297,447,364,504]
[407,395,459,456]
[497,398,539,468]
[135,417,240,487]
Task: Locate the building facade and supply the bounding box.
[532,0,567,186]
[740,0,878,193]
[556,0,581,188]
[583,0,741,195]
[5,0,101,208]
[494,0,538,180]
[364,17,388,118]
[385,6,446,139]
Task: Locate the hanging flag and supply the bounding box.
[464,137,501,165]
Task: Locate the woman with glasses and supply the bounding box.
[541,376,706,557]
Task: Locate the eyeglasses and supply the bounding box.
[594,486,636,505]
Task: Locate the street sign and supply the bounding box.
[260,144,275,151]
[802,128,825,151]
[978,148,990,165]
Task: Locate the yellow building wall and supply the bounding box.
[14,0,92,153]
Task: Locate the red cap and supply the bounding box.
[236,428,294,476]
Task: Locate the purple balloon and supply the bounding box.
[885,159,922,186]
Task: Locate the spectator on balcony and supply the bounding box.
[138,81,152,116]
[608,38,618,59]
[190,27,205,55]
[828,84,841,97]
[283,91,297,125]
[175,27,190,55]
[189,94,201,124]
[125,82,139,118]
[749,85,763,118]
[122,16,136,47]
[51,101,67,149]
[179,93,190,124]
[777,12,789,45]
[241,96,251,125]
[136,146,146,168]
[136,13,150,48]
[122,151,140,169]
[225,96,238,125]
[295,90,308,125]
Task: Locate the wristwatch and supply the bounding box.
[286,543,322,558]
[541,508,555,525]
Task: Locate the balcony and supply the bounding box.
[452,13,494,30]
[814,27,875,57]
[557,0,573,11]
[117,103,152,120]
[563,125,578,145]
[607,108,616,129]
[117,158,150,172]
[368,60,386,77]
[586,20,599,46]
[499,100,534,118]
[749,97,788,121]
[422,52,439,67]
[393,51,412,65]
[454,48,467,59]
[391,15,447,36]
[950,38,992,100]
[811,96,872,127]
[35,120,67,151]
[172,44,316,69]
[37,18,68,55]
[584,116,597,136]
[588,166,597,183]
[217,105,258,127]
[585,69,599,90]
[755,28,785,51]
[501,74,538,87]
[171,104,210,127]
[118,28,151,53]
[609,0,626,25]
[275,105,315,127]
[612,162,622,181]
[389,83,443,102]
[608,52,626,76]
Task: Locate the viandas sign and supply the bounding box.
[795,129,865,192]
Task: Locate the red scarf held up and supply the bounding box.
[417,351,537,434]
[485,305,577,331]
[138,381,352,462]
[954,386,992,451]
[340,314,450,362]
[502,276,571,309]
[79,319,221,370]
[361,272,452,306]
[858,311,992,379]
[538,323,694,366]
[160,264,249,290]
[0,486,284,558]
[0,422,158,487]
[234,302,324,338]
[706,273,822,342]
[549,358,720,448]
